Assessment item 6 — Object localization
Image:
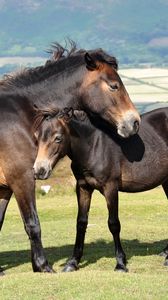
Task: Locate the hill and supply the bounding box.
[0,0,168,66]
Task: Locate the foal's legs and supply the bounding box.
[0,187,12,231]
[11,174,53,273]
[104,182,127,272]
[63,182,93,272]
[160,180,168,262]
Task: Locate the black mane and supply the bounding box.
[0,40,118,90]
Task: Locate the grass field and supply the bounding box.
[1,166,168,299]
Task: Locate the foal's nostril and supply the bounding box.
[35,167,46,178]
[39,167,46,176]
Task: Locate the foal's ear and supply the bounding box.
[33,129,39,142]
[62,107,73,123]
[85,53,98,71]
[33,104,39,113]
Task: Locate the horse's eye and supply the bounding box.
[109,83,119,91]
[55,134,62,143]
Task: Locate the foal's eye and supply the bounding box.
[54,134,62,143]
[109,83,119,91]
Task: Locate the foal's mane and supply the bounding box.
[32,107,60,133]
[0,40,118,90]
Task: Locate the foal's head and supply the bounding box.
[33,108,72,180]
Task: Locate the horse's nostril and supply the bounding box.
[134,120,139,126]
[133,120,139,132]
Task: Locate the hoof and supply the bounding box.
[0,268,5,276]
[33,264,55,273]
[43,266,55,273]
[159,249,168,257]
[115,264,128,273]
[159,251,167,257]
[164,259,168,266]
[62,260,79,272]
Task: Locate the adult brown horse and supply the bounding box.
[33,107,168,272]
[0,42,140,274]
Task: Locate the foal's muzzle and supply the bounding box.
[33,160,52,180]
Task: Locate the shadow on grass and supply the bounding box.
[0,238,168,272]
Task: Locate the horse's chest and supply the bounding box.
[74,164,105,189]
[84,175,100,187]
[0,166,7,187]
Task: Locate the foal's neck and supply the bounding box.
[69,112,96,138]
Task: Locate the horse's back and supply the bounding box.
[141,107,168,146]
[119,107,168,192]
[142,107,168,123]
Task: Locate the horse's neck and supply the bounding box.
[22,65,85,109]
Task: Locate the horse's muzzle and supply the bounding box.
[117,112,141,138]
[103,109,140,138]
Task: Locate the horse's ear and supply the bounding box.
[85,53,98,71]
[62,107,73,123]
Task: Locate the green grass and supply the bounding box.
[1,183,168,299]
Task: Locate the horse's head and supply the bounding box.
[47,44,140,138]
[33,108,72,180]
[80,51,140,138]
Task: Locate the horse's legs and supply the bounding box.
[11,174,53,273]
[0,188,13,231]
[63,182,93,272]
[0,188,13,275]
[104,182,127,272]
[162,180,168,199]
[160,180,168,262]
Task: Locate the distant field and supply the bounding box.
[135,101,168,114]
[119,68,168,103]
